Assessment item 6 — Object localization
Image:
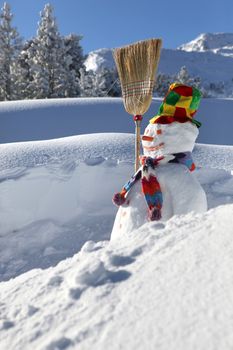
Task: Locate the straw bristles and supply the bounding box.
[113,38,162,115]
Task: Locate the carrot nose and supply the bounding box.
[142,135,154,141]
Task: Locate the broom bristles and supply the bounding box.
[113,38,162,115]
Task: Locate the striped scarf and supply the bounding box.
[112,152,195,221]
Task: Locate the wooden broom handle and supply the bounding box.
[134,115,143,172]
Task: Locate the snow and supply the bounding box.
[84,34,233,94]
[0,97,233,349]
[85,46,233,83]
[84,48,114,72]
[179,32,233,57]
[1,97,233,145]
[1,204,233,350]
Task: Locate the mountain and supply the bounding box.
[84,33,233,97]
[178,33,233,57]
[84,48,115,72]
[85,46,233,82]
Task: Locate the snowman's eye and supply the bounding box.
[142,135,154,141]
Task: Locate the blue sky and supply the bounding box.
[1,0,233,54]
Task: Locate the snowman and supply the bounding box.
[111,83,207,239]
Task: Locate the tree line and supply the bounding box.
[0,2,121,101]
[0,2,222,101]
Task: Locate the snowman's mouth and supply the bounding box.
[142,135,154,141]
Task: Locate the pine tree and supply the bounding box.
[176,66,201,89]
[13,39,38,99]
[63,34,85,97]
[100,68,121,97]
[79,68,95,97]
[30,4,70,99]
[0,2,22,100]
[175,66,210,96]
[79,68,120,97]
[154,73,175,97]
[64,34,85,76]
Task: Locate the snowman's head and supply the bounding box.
[142,121,198,158]
[142,83,202,158]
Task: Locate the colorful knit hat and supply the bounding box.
[150,83,202,127]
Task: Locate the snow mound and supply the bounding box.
[1,204,233,349]
[1,97,233,146]
[0,134,233,282]
[179,33,233,57]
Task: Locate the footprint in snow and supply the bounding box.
[46,337,73,350]
[27,305,39,316]
[109,254,136,267]
[84,156,105,166]
[48,275,64,287]
[75,260,131,288]
[69,288,83,300]
[0,320,15,330]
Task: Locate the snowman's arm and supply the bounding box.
[123,168,142,193]
[112,168,142,206]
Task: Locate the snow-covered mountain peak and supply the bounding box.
[84,48,114,71]
[178,33,233,57]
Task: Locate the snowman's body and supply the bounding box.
[111,121,207,240]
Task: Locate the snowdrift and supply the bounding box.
[0,133,233,282]
[0,97,233,145]
[1,204,233,350]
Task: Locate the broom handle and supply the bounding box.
[134,115,143,172]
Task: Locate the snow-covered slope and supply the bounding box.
[0,132,233,282]
[85,47,233,84]
[84,33,233,96]
[0,132,233,349]
[1,97,233,349]
[179,33,233,57]
[1,97,233,145]
[1,205,233,350]
[159,49,233,83]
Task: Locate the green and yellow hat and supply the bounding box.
[150,83,202,127]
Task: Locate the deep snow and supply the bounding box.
[0,98,233,350]
[1,203,233,350]
[1,97,233,145]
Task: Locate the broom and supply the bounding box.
[113,38,162,171]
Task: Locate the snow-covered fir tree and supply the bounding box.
[0,2,22,101]
[80,68,120,97]
[63,33,85,97]
[102,68,121,97]
[176,66,201,88]
[30,4,71,99]
[206,81,225,97]
[154,67,208,97]
[64,34,85,77]
[13,39,38,99]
